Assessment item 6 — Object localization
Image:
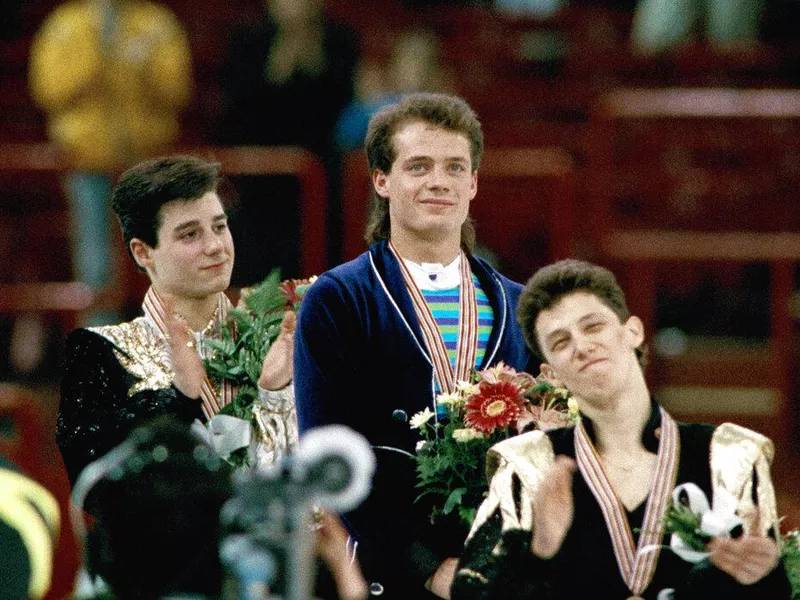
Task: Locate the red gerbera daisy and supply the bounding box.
[464,381,527,434]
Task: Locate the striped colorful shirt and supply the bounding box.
[421,275,494,416]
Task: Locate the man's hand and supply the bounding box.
[164,307,206,399]
[258,311,296,391]
[708,535,780,585]
[530,456,576,559]
[426,557,458,599]
[314,511,368,600]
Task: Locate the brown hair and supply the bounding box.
[517,259,647,365]
[111,156,221,268]
[363,92,483,249]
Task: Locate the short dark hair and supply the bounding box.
[363,92,483,249]
[517,259,647,365]
[111,155,221,266]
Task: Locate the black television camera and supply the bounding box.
[219,425,375,600]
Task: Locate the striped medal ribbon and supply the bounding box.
[389,242,478,394]
[142,286,235,420]
[574,407,679,597]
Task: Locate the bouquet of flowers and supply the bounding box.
[411,362,578,528]
[659,482,800,598]
[202,270,315,465]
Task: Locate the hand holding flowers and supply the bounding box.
[658,482,796,595]
[411,362,578,527]
[201,271,315,467]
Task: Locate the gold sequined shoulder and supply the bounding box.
[487,430,555,488]
[711,422,778,538]
[89,318,174,397]
[712,422,774,464]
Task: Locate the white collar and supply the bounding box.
[402,254,462,291]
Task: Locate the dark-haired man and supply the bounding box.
[57,155,296,486]
[295,93,536,598]
[451,259,790,599]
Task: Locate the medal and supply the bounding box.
[390,242,477,394]
[143,286,234,419]
[576,407,680,598]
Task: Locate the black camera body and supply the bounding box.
[220,425,375,600]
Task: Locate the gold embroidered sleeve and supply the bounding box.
[711,422,779,538]
[252,384,298,469]
[468,430,556,540]
[91,321,174,397]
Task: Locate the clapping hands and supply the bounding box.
[530,456,577,559]
[163,304,206,399]
[258,311,296,391]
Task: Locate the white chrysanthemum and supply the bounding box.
[452,428,484,443]
[415,440,427,453]
[409,407,435,429]
[455,380,478,396]
[436,391,461,406]
[456,379,478,394]
[567,397,579,413]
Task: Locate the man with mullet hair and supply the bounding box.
[295,93,536,598]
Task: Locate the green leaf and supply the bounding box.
[201,269,297,427]
[242,269,289,315]
[443,487,467,515]
[780,531,800,599]
[218,403,237,417]
[458,506,477,525]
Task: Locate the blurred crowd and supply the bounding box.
[1,0,799,374]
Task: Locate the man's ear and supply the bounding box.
[625,315,645,349]
[372,169,390,199]
[130,238,153,272]
[468,170,478,201]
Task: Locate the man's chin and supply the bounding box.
[201,274,232,295]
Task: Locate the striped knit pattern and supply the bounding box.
[422,275,494,416]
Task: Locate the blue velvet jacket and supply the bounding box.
[295,241,536,598]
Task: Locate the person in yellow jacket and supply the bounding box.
[0,456,60,600]
[27,0,192,329]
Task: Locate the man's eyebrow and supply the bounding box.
[172,219,200,232]
[403,155,470,163]
[578,312,604,323]
[544,328,569,344]
[173,213,227,231]
[543,312,605,343]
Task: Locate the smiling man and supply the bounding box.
[57,156,296,486]
[451,259,791,600]
[295,93,536,598]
